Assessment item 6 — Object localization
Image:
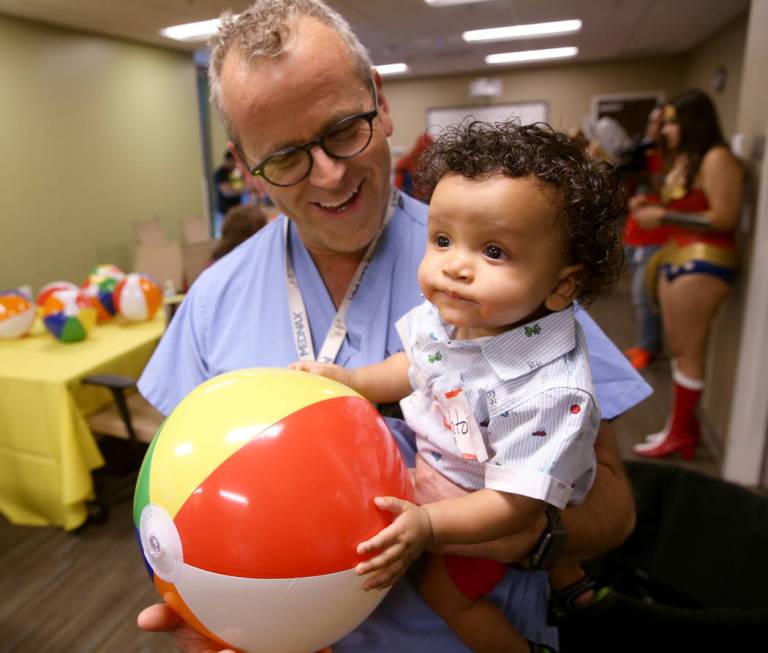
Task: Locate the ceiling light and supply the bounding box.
[424,0,496,7]
[160,18,223,42]
[464,19,582,43]
[486,46,578,64]
[375,63,409,75]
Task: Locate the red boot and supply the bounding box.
[634,365,702,461]
[624,346,654,370]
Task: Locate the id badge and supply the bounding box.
[440,388,489,462]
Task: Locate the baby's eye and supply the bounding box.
[484,244,507,260]
[434,234,451,248]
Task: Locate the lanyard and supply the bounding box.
[285,188,399,363]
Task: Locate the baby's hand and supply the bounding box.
[355,497,433,590]
[289,361,355,387]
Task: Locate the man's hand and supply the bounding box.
[355,497,433,590]
[137,604,236,653]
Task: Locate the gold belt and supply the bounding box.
[645,241,738,301]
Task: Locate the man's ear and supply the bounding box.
[228,141,266,194]
[370,68,394,138]
[545,264,583,312]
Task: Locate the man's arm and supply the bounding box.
[558,420,635,559]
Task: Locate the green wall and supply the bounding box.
[209,96,230,172]
[0,15,204,292]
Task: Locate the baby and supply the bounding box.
[294,120,625,653]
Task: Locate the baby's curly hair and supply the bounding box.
[417,120,625,305]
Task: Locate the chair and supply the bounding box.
[79,374,165,525]
[84,374,164,444]
[558,462,768,651]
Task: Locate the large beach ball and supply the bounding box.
[81,264,125,322]
[134,368,412,653]
[36,281,79,308]
[0,291,36,339]
[41,290,98,343]
[114,272,162,322]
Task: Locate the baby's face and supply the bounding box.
[417,173,575,339]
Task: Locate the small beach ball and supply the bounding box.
[41,290,98,343]
[37,281,79,307]
[134,368,412,653]
[114,273,162,322]
[91,263,125,280]
[81,264,125,322]
[0,291,36,339]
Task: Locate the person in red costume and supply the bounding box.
[622,105,670,370]
[631,89,742,459]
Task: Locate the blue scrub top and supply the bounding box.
[139,191,650,651]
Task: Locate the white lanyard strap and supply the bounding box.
[286,188,399,363]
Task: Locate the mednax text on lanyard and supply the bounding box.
[285,188,401,363]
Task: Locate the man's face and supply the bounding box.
[220,17,394,258]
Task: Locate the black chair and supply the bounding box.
[559,461,768,651]
[79,375,165,524]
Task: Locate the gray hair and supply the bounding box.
[208,0,373,140]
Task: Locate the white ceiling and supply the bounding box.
[0,0,750,78]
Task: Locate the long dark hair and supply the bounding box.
[669,89,726,189]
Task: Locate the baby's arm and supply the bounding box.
[291,352,411,404]
[355,490,544,590]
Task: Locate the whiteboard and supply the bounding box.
[426,102,548,136]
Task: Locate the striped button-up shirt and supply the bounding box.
[396,301,599,508]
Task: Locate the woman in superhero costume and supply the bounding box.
[631,89,742,459]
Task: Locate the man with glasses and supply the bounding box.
[137,1,648,651]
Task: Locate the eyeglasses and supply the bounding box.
[238,79,379,187]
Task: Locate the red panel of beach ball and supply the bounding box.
[36,281,79,307]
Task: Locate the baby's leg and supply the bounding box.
[420,554,529,653]
[548,560,594,607]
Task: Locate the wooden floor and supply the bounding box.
[0,273,723,652]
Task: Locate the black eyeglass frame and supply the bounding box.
[236,78,379,188]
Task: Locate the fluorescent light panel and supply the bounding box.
[486,46,578,64]
[424,0,496,7]
[375,63,409,75]
[464,19,582,43]
[161,18,223,42]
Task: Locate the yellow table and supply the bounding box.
[0,313,165,529]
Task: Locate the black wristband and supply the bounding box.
[529,505,567,570]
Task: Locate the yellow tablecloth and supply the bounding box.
[0,313,165,530]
